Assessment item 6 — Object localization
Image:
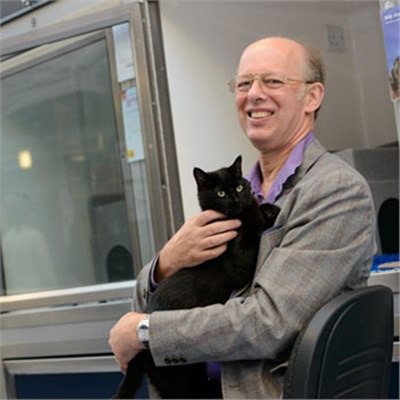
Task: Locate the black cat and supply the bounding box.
[113,155,280,399]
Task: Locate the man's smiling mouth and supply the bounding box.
[248,111,274,119]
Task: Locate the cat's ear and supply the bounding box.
[230,155,242,177]
[193,167,208,187]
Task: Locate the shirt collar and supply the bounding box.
[246,132,315,204]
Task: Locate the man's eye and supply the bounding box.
[217,191,226,198]
[237,80,251,89]
[236,184,244,193]
[264,78,284,88]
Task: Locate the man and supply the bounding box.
[109,37,376,398]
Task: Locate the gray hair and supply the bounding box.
[301,42,326,85]
[298,40,326,119]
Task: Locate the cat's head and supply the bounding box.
[193,156,254,217]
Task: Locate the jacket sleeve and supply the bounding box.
[131,259,155,313]
[144,160,376,367]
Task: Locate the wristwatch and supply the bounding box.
[136,315,150,349]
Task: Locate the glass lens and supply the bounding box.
[235,75,253,92]
[261,75,286,89]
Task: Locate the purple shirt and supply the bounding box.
[149,132,314,381]
[246,132,315,205]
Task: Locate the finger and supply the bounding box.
[196,210,227,225]
[202,230,238,250]
[119,362,127,375]
[204,218,242,236]
[201,243,228,260]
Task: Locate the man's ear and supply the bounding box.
[304,82,324,115]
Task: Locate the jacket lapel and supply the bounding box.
[254,139,327,273]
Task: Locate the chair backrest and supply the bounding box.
[283,285,394,399]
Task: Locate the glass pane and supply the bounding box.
[1,27,154,295]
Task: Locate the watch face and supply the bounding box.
[137,318,150,349]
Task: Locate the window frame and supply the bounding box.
[0,0,183,309]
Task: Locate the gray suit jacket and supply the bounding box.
[132,139,376,398]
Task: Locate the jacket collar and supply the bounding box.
[274,138,327,205]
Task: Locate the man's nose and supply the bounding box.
[247,77,267,98]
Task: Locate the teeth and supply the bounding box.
[250,111,273,119]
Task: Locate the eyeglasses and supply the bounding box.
[227,73,314,94]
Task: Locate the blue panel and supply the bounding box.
[389,362,399,399]
[15,372,148,399]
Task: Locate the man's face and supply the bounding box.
[235,38,317,153]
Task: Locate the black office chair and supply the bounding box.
[283,285,394,399]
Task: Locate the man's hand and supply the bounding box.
[156,210,241,281]
[109,312,147,373]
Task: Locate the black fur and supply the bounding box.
[113,156,280,398]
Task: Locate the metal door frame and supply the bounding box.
[0,0,183,309]
[0,2,183,397]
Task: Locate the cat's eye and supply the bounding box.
[236,184,244,193]
[217,191,226,198]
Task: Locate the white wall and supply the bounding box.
[159,0,398,218]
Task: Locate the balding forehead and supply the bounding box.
[238,37,307,74]
[244,37,305,55]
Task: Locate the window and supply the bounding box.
[0,7,182,298]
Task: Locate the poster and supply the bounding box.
[380,2,400,101]
[112,23,135,83]
[121,87,145,163]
